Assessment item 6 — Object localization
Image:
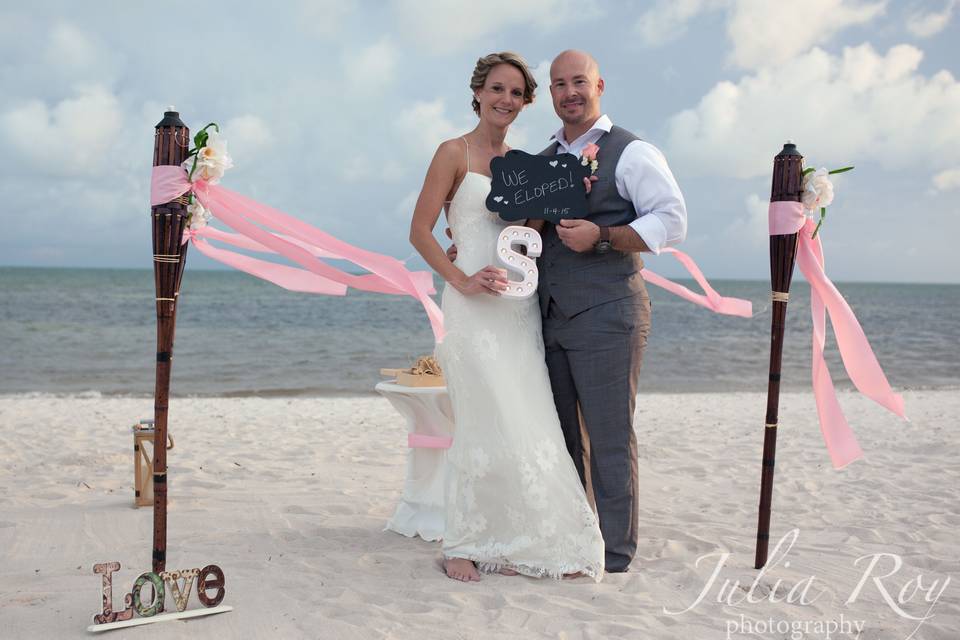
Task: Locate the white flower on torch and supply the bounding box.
[187,200,212,229]
[801,167,834,212]
[183,130,234,184]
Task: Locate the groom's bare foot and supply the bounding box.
[444,558,481,582]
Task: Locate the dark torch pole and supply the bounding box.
[755,141,804,569]
[151,108,191,574]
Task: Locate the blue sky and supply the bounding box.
[1,0,957,282]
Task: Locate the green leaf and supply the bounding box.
[802,167,816,175]
[811,207,826,239]
[828,166,854,174]
[187,156,199,181]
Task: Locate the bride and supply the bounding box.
[409,52,604,582]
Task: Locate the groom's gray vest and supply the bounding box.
[538,125,646,318]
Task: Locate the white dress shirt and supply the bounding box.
[550,114,687,254]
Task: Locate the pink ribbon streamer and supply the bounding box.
[408,433,453,449]
[152,164,752,342]
[641,250,753,318]
[151,166,445,341]
[768,201,907,468]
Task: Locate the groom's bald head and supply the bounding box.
[551,50,600,79]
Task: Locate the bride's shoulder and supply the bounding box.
[435,136,468,157]
[429,138,469,175]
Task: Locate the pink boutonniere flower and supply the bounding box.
[580,142,599,175]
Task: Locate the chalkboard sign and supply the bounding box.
[486,150,591,224]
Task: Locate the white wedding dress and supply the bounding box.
[435,168,605,580]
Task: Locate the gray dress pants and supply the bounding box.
[542,290,651,572]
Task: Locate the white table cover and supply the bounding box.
[375,382,455,541]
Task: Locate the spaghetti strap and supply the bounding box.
[460,136,470,172]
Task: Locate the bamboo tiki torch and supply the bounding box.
[151,108,191,574]
[755,141,804,569]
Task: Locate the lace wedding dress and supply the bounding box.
[435,167,605,580]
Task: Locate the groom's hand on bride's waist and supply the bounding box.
[445,227,458,262]
[557,219,601,253]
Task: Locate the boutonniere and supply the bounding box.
[580,142,599,175]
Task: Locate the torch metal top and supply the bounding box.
[777,141,802,158]
[155,110,186,129]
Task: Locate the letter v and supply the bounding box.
[162,568,199,612]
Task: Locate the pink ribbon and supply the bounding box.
[151,166,445,341]
[768,201,907,468]
[408,433,453,449]
[641,250,753,318]
[152,164,752,341]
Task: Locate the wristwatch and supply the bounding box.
[594,226,612,254]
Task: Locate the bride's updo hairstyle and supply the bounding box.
[470,52,537,117]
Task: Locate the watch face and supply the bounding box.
[595,240,612,254]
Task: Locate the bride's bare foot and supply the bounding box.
[444,558,481,582]
[563,571,585,580]
[499,567,519,576]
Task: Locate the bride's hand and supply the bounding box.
[453,266,508,296]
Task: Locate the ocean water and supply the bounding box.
[1,267,957,396]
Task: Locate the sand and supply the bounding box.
[0,389,957,639]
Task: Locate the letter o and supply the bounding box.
[132,572,165,617]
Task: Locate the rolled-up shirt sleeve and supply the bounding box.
[616,140,687,254]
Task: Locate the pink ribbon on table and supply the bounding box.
[151,166,445,341]
[768,201,907,468]
[408,433,453,449]
[641,249,753,318]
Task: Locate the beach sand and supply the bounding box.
[0,389,956,639]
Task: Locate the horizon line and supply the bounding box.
[1,264,957,287]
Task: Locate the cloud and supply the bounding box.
[0,85,124,176]
[341,154,404,183]
[297,0,356,36]
[394,189,419,220]
[932,167,960,191]
[345,38,398,93]
[223,114,275,159]
[631,1,887,70]
[390,0,602,54]
[634,0,726,47]
[721,192,769,248]
[396,99,467,161]
[665,43,960,178]
[906,0,956,37]
[726,0,887,69]
[45,23,99,69]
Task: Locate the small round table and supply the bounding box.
[375,381,455,541]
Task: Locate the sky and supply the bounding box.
[1,0,957,283]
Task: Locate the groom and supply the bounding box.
[538,50,687,573]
